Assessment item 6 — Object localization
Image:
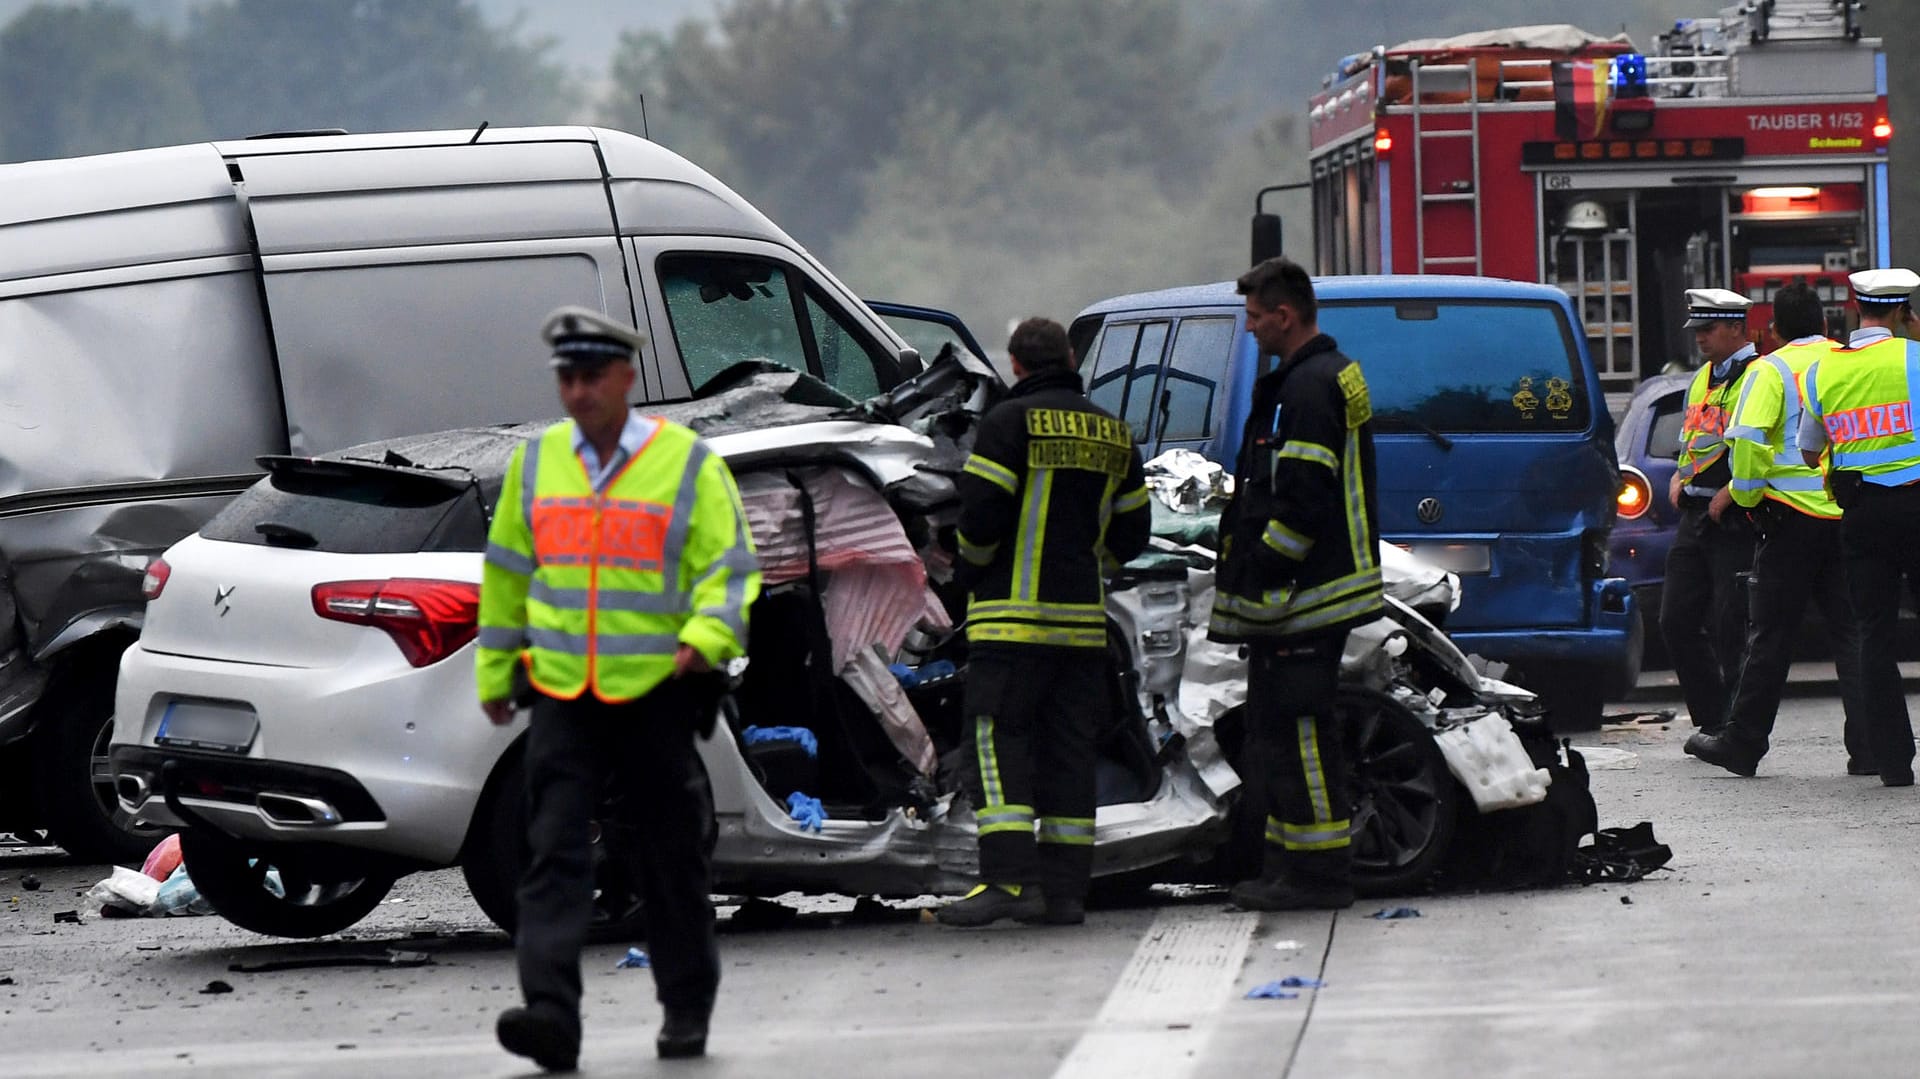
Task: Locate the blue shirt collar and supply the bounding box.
[1850,325,1894,347]
[571,409,658,489]
[1711,343,1756,381]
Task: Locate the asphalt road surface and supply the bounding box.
[5,683,1917,1078]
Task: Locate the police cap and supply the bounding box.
[540,305,647,370]
[1848,268,1919,308]
[1682,288,1753,329]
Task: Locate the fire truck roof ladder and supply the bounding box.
[1410,58,1484,275]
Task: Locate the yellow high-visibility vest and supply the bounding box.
[475,418,760,703]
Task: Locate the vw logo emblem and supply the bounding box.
[1415,497,1443,525]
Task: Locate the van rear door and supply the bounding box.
[1318,298,1619,630]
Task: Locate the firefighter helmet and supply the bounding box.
[1562,199,1610,233]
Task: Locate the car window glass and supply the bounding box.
[658,254,806,391]
[1159,317,1232,441]
[1121,322,1170,441]
[1646,391,1685,460]
[1317,300,1590,433]
[1086,324,1137,415]
[804,291,884,399]
[201,468,488,554]
[880,312,986,365]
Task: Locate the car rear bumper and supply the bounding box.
[1444,578,1641,695]
[109,641,515,864]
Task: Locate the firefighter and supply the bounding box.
[935,317,1152,928]
[1660,288,1760,734]
[1212,257,1384,912]
[1683,283,1872,778]
[477,307,761,1068]
[1789,269,1920,787]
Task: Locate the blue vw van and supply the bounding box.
[1069,276,1639,727]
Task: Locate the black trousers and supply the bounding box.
[1659,501,1756,729]
[1723,506,1873,763]
[1245,632,1351,885]
[516,678,720,1026]
[962,645,1106,900]
[1838,483,1920,776]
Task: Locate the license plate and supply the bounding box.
[155,699,259,753]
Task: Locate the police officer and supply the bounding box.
[1683,283,1872,778]
[935,317,1151,928]
[1212,257,1383,912]
[1661,288,1760,734]
[477,307,761,1068]
[1792,269,1920,787]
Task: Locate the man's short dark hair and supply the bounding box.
[1236,257,1317,323]
[1772,283,1825,341]
[1008,317,1071,371]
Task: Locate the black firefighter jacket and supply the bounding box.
[1210,333,1384,643]
[954,367,1152,649]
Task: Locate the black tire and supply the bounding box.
[1342,687,1461,897]
[179,829,396,939]
[33,642,171,864]
[459,745,649,940]
[460,748,529,934]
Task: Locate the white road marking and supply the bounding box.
[1051,908,1260,1079]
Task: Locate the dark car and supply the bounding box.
[1606,373,1690,657]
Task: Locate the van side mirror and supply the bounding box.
[1251,213,1284,267]
[897,346,923,377]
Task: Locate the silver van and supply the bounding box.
[0,125,921,860]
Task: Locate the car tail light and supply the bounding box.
[142,557,171,601]
[311,579,481,667]
[1617,467,1652,521]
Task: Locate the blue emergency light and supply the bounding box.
[1610,53,1650,97]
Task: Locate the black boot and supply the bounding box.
[1016,895,1086,926]
[656,1007,709,1059]
[1683,729,1765,777]
[497,1004,580,1073]
[1230,848,1353,911]
[935,884,1044,927]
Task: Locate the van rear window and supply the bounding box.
[202,464,488,554]
[1318,300,1590,433]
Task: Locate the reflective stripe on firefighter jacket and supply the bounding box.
[1675,344,1754,497]
[954,367,1152,649]
[1802,336,1920,487]
[475,417,761,703]
[1209,334,1384,643]
[1726,337,1841,518]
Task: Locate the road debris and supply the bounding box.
[228,949,433,973]
[616,947,651,969]
[200,980,233,995]
[1244,982,1299,1000]
[52,910,80,924]
[1370,907,1422,920]
[1272,939,1303,952]
[1277,976,1326,988]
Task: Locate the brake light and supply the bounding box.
[141,557,171,601]
[1617,469,1652,520]
[311,579,481,667]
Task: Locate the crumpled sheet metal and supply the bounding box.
[840,646,937,778]
[1143,448,1234,514]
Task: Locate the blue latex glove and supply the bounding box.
[888,662,922,688]
[786,791,828,832]
[742,725,819,759]
[616,947,650,969]
[1244,982,1299,1000]
[1370,906,1422,920]
[1278,975,1325,988]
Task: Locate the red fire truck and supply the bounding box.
[1301,1,1891,390]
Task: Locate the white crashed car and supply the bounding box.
[110,350,1537,938]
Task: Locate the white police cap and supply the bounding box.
[1848,268,1919,307]
[1683,287,1753,328]
[540,305,647,369]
